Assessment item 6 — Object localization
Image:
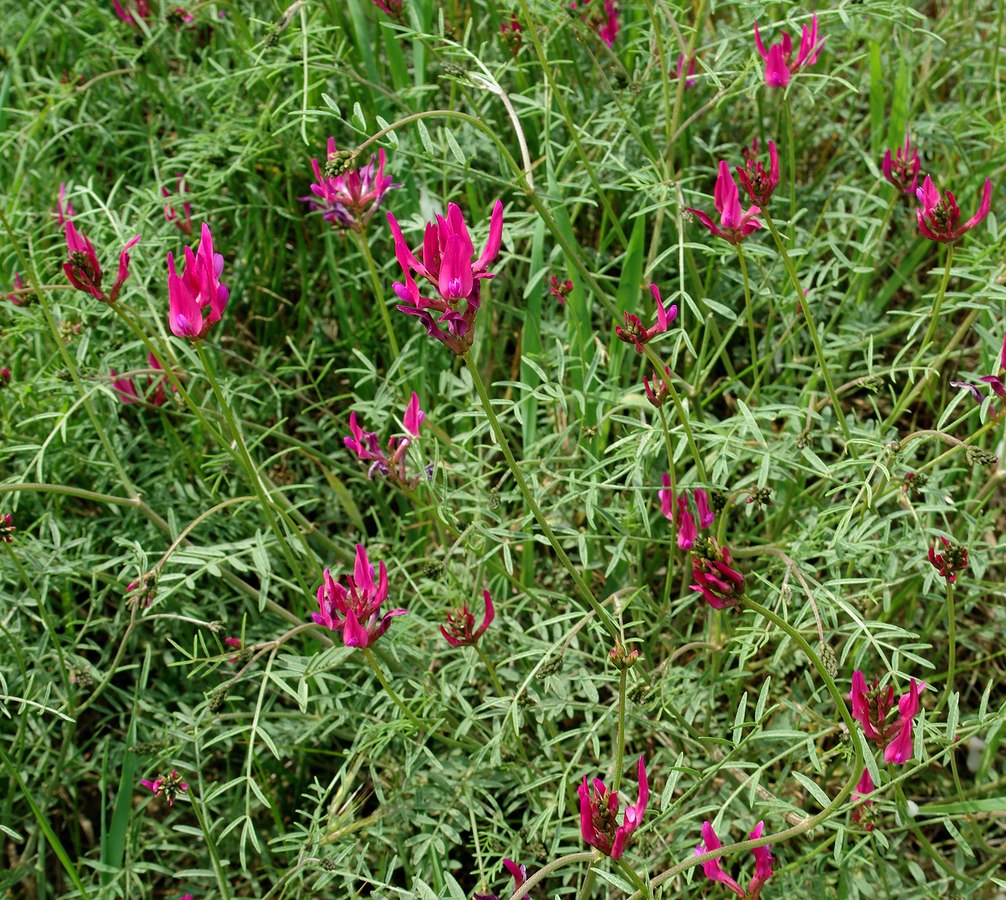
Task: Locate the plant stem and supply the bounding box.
[475,643,504,696]
[612,668,627,792]
[462,350,619,640]
[762,210,853,446]
[736,243,759,391]
[784,95,796,220]
[356,228,401,364]
[364,647,424,730]
[938,580,957,714]
[616,858,653,900]
[644,346,707,481]
[512,852,599,900]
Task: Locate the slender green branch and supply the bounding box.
[355,229,401,363]
[612,668,627,792]
[510,852,599,900]
[364,647,424,730]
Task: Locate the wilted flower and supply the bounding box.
[313,544,407,648]
[550,275,573,304]
[499,14,523,55]
[609,639,640,670]
[163,175,193,235]
[687,161,762,244]
[302,139,397,231]
[126,574,157,607]
[371,0,403,18]
[167,222,229,340]
[736,138,780,208]
[5,273,26,306]
[110,353,174,407]
[915,175,993,243]
[690,538,745,608]
[643,364,671,408]
[753,12,823,88]
[927,536,968,583]
[674,54,697,88]
[615,283,676,353]
[54,183,74,225]
[571,0,619,47]
[850,671,925,765]
[140,769,188,807]
[113,0,151,26]
[387,200,503,355]
[344,393,427,486]
[695,820,774,899]
[882,130,921,195]
[1,513,15,542]
[63,221,141,304]
[578,755,648,859]
[473,859,528,900]
[440,590,494,647]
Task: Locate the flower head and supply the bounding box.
[578,755,648,859]
[387,200,503,355]
[371,0,403,18]
[643,364,672,408]
[344,394,427,485]
[615,283,676,352]
[140,769,188,807]
[113,0,152,26]
[110,353,174,407]
[696,820,774,899]
[54,183,74,225]
[851,767,875,830]
[0,368,10,388]
[850,671,925,764]
[313,544,407,648]
[1,513,15,542]
[927,536,968,584]
[753,12,823,88]
[302,139,398,231]
[660,482,715,550]
[6,273,27,306]
[674,54,697,88]
[571,0,619,47]
[736,138,780,208]
[62,222,140,304]
[550,275,573,305]
[882,130,921,195]
[690,539,745,609]
[499,14,523,55]
[915,175,993,243]
[687,161,762,244]
[163,175,194,235]
[167,222,229,340]
[473,859,528,900]
[440,590,495,647]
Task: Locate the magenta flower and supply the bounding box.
[1,513,15,542]
[0,368,10,388]
[440,589,495,647]
[6,273,26,306]
[615,283,676,353]
[302,139,398,231]
[687,161,762,244]
[54,183,74,225]
[473,859,528,900]
[499,14,523,55]
[915,175,993,243]
[927,536,968,584]
[882,130,921,195]
[643,364,671,408]
[660,483,714,550]
[140,769,188,807]
[978,331,1006,405]
[753,12,823,88]
[344,394,427,485]
[371,0,403,18]
[167,222,229,340]
[313,544,407,648]
[578,755,648,859]
[110,353,173,407]
[113,0,151,26]
[696,820,774,899]
[387,200,503,355]
[550,275,573,305]
[674,54,697,88]
[63,221,140,304]
[851,767,875,829]
[850,671,925,764]
[736,139,780,208]
[163,175,194,235]
[571,0,619,47]
[690,540,745,609]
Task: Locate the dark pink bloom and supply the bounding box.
[140,769,188,807]
[850,671,925,765]
[387,200,503,355]
[6,273,26,306]
[167,222,229,340]
[550,275,573,305]
[695,820,774,899]
[0,368,10,388]
[0,513,14,542]
[915,175,993,243]
[403,391,424,436]
[473,858,527,900]
[928,536,968,584]
[302,139,398,231]
[110,369,140,403]
[344,394,427,485]
[882,130,921,195]
[371,0,403,18]
[63,222,140,304]
[578,755,648,859]
[571,0,619,47]
[313,544,407,648]
[643,364,671,408]
[499,14,523,55]
[851,767,875,829]
[440,590,494,647]
[110,354,174,407]
[163,175,194,235]
[977,331,1006,406]
[113,0,151,26]
[674,54,697,88]
[687,161,762,244]
[736,139,780,208]
[690,540,744,608]
[126,575,156,607]
[661,483,714,549]
[753,12,823,88]
[224,636,243,663]
[54,183,74,225]
[615,283,676,352]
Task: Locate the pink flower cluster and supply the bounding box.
[302,139,398,231]
[615,284,676,353]
[111,354,174,407]
[63,221,141,305]
[659,480,713,550]
[578,755,648,859]
[440,590,494,647]
[140,769,188,807]
[850,671,925,765]
[571,0,619,48]
[167,222,229,340]
[753,12,823,87]
[344,392,426,486]
[696,820,774,899]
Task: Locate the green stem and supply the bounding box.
[475,643,504,696]
[918,244,954,361]
[574,867,597,900]
[612,668,627,792]
[356,228,401,364]
[762,211,854,446]
[736,243,759,391]
[938,581,957,715]
[616,858,653,900]
[462,350,619,640]
[513,852,599,900]
[364,647,424,730]
[645,346,707,481]
[784,96,796,221]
